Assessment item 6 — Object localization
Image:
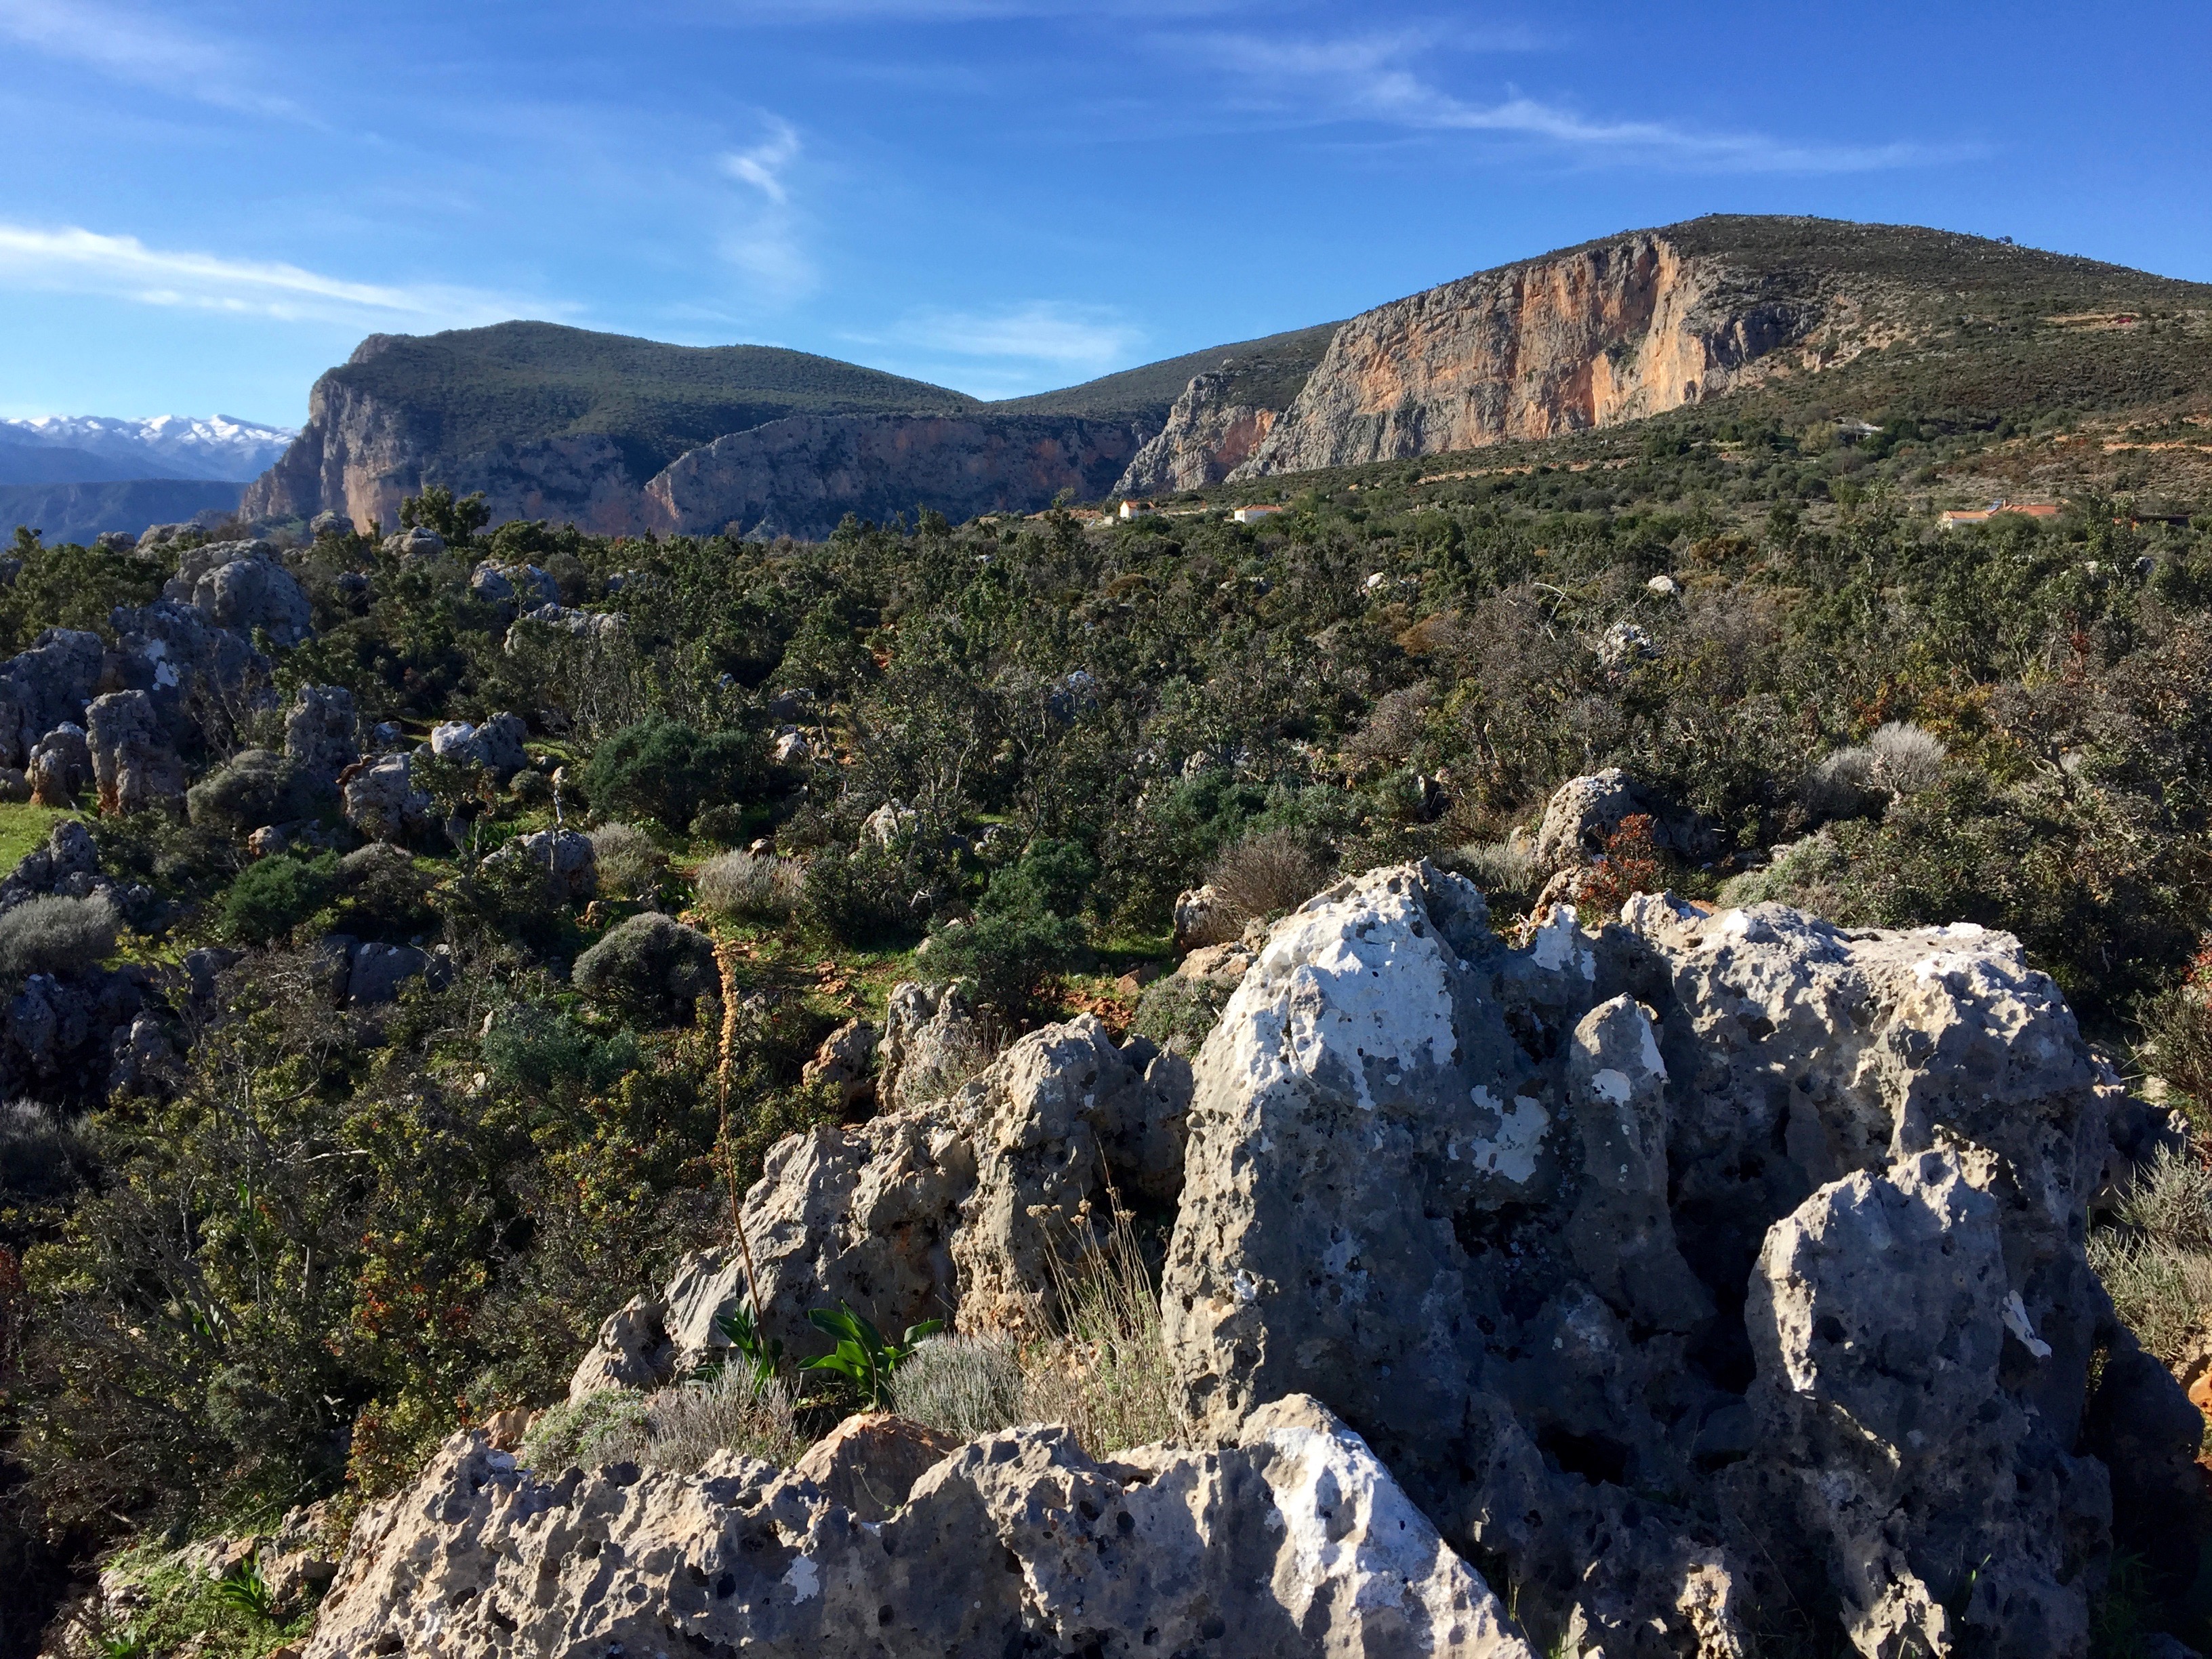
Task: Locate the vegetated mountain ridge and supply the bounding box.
[236,216,2212,541]
[1225,216,2212,480]
[239,321,1341,539]
[0,413,295,485]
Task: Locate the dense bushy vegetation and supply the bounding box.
[3,390,2212,1650]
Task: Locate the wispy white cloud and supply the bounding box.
[838,301,1145,393]
[0,0,299,117]
[1182,30,1964,173]
[720,117,802,203]
[0,222,559,328]
[713,117,816,305]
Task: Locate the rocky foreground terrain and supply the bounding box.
[276,863,2195,1659]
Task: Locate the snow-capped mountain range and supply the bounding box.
[0,414,297,485]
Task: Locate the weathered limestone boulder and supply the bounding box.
[468,560,560,617]
[428,712,528,779]
[590,1011,1192,1376]
[0,766,27,804]
[1159,864,2179,1658]
[26,723,91,807]
[790,1412,960,1523]
[567,1293,676,1404]
[109,598,271,739]
[509,602,623,648]
[0,819,100,913]
[951,1015,1190,1334]
[860,799,916,847]
[85,691,184,815]
[380,526,445,559]
[1172,882,1232,950]
[346,941,432,1006]
[877,979,982,1111]
[800,1017,877,1109]
[284,684,359,785]
[165,540,312,647]
[342,753,432,842]
[1530,766,1712,876]
[486,826,596,901]
[303,1395,1534,1659]
[310,510,354,539]
[0,628,104,764]
[653,1109,978,1372]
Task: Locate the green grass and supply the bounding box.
[0,800,79,878]
[75,1546,316,1659]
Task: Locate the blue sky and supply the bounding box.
[1,0,2206,424]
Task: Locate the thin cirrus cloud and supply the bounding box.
[0,0,299,117]
[1185,30,1967,173]
[714,119,816,305]
[844,301,1146,394]
[0,222,560,330]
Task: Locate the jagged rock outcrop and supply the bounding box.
[1234,230,1822,477]
[0,629,104,766]
[638,413,1146,541]
[342,752,432,842]
[569,1008,1191,1393]
[1160,864,2182,1658]
[85,691,185,815]
[284,684,359,785]
[1114,369,1279,495]
[304,1395,1533,1659]
[1530,766,1715,877]
[164,539,312,647]
[108,598,272,742]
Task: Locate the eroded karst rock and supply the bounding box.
[1159,864,2184,1658]
[85,690,185,816]
[569,1005,1193,1390]
[304,1395,1534,1659]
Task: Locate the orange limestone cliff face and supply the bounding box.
[1233,232,1822,477]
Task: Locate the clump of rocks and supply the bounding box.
[289,864,2200,1659]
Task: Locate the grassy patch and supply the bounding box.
[68,1547,316,1659]
[0,800,79,878]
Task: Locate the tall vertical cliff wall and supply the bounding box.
[1231,231,1823,478]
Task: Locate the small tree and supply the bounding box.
[398,484,491,544]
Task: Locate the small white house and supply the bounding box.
[1118,499,1156,521]
[1230,504,1285,525]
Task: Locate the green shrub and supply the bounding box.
[583,718,758,832]
[0,893,119,979]
[797,844,916,946]
[589,821,664,901]
[918,907,1084,1019]
[482,1004,639,1095]
[220,854,337,945]
[185,751,327,837]
[572,913,718,1022]
[1130,973,1231,1057]
[694,849,802,924]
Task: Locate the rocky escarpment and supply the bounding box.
[1113,370,1279,496]
[240,357,651,535]
[1233,230,1827,476]
[245,361,1146,541]
[640,412,1147,541]
[291,863,2198,1659]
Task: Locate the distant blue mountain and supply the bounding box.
[0,478,245,545]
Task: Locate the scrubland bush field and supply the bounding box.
[7,220,2212,1658]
